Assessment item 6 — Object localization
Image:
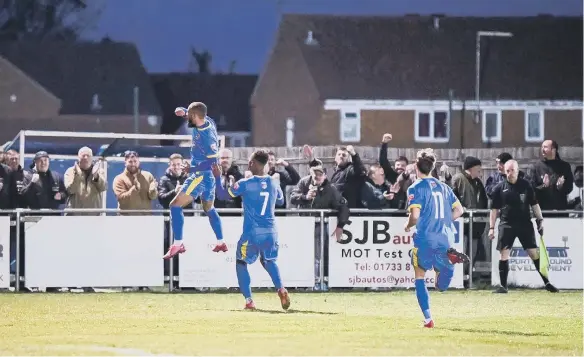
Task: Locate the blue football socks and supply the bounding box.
[415,278,432,321]
[236,260,252,299]
[262,259,283,290]
[170,206,184,243]
[207,207,223,241]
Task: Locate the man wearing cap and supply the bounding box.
[113,151,158,215]
[486,152,531,200]
[290,158,350,288]
[451,156,488,271]
[21,151,67,211]
[64,147,107,215]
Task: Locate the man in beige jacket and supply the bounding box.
[64,146,107,215]
[113,151,157,215]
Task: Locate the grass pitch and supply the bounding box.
[0,290,581,356]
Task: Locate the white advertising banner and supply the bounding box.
[179,216,315,288]
[491,218,583,289]
[25,216,164,288]
[0,217,10,288]
[328,217,465,288]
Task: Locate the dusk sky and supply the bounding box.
[81,0,582,74]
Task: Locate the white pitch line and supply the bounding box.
[42,344,179,356]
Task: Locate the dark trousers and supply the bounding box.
[464,221,487,277]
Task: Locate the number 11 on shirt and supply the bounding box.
[432,191,445,219]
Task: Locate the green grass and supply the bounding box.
[0,290,581,356]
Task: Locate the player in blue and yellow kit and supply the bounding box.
[163,102,227,260]
[214,150,290,310]
[404,149,468,328]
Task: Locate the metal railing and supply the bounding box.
[1,208,581,293]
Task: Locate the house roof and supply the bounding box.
[150,73,257,133]
[0,40,161,115]
[278,14,583,100]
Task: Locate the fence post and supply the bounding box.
[319,211,326,291]
[15,210,21,292]
[468,210,474,289]
[168,216,174,293]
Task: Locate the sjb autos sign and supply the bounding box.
[328,217,464,288]
[491,218,583,289]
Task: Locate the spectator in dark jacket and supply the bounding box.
[485,152,530,200]
[214,149,243,209]
[158,154,193,212]
[4,150,28,286]
[329,145,366,208]
[290,159,350,284]
[5,149,29,209]
[451,156,488,267]
[0,162,11,210]
[378,133,408,184]
[485,152,513,198]
[267,151,300,208]
[362,164,392,209]
[21,151,67,211]
[530,140,574,210]
[21,151,66,292]
[157,153,192,289]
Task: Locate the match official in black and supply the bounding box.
[489,160,558,294]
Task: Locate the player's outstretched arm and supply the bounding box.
[175,107,188,118]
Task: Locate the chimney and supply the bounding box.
[431,14,445,30]
[304,30,318,46]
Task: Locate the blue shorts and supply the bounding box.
[236,233,279,265]
[182,171,215,202]
[412,246,454,290]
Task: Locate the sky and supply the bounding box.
[81,0,582,74]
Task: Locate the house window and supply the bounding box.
[525,110,544,143]
[482,111,502,143]
[340,110,360,143]
[415,111,449,143]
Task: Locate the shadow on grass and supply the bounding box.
[442,327,555,337]
[227,308,339,315]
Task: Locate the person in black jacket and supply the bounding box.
[21,151,67,211]
[4,149,29,289]
[267,151,300,208]
[20,151,66,292]
[5,149,30,209]
[379,133,409,184]
[158,153,193,288]
[329,145,366,208]
[290,159,350,286]
[530,140,574,210]
[0,162,11,211]
[215,149,243,210]
[158,154,193,211]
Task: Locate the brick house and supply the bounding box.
[151,73,257,147]
[0,40,162,143]
[251,14,583,148]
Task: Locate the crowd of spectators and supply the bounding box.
[0,137,581,291]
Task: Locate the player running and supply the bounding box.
[163,102,227,259]
[403,148,468,328]
[214,150,290,311]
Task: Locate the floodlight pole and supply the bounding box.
[475,31,513,122]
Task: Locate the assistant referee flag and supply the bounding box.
[539,235,550,278]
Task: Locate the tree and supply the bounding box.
[0,0,104,41]
[188,47,212,74]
